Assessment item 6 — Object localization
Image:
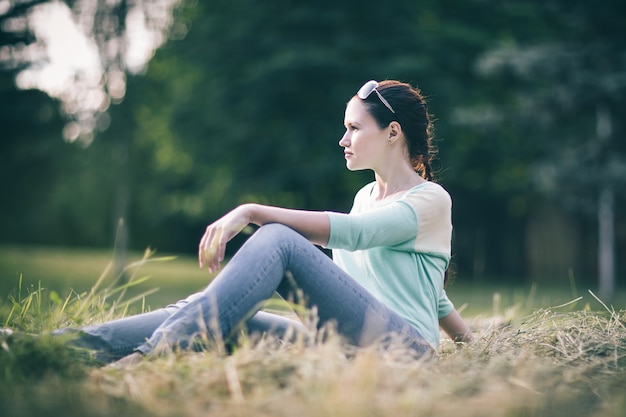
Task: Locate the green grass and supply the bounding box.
[1,245,626,417]
[2,244,623,317]
[0,245,212,312]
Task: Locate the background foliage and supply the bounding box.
[1,0,625,287]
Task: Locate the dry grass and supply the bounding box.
[1,251,625,417]
[75,306,625,417]
[2,296,626,416]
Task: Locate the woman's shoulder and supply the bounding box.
[407,181,449,196]
[403,181,452,208]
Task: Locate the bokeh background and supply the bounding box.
[1,0,624,306]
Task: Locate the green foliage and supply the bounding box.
[0,249,172,333]
[1,0,625,281]
[0,251,172,387]
[0,331,87,381]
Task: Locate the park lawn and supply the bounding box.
[0,245,212,311]
[2,244,622,317]
[0,244,625,416]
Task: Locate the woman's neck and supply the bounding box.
[374,168,425,200]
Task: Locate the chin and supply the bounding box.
[346,163,365,172]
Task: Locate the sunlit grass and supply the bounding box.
[0,246,626,416]
[2,245,624,318]
[1,281,625,416]
[0,245,211,311]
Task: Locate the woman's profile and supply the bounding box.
[51,79,473,365]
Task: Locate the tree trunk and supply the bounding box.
[596,105,614,301]
[598,187,615,301]
[114,132,130,282]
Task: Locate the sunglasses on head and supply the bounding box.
[357,80,396,114]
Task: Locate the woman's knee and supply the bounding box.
[165,291,205,313]
[257,223,297,236]
[253,223,305,247]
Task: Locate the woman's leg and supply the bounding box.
[137,223,431,356]
[55,303,305,363]
[52,293,205,362]
[243,311,306,339]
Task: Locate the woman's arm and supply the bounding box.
[199,203,330,273]
[247,204,330,245]
[439,309,474,343]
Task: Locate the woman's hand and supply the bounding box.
[198,203,330,273]
[439,309,474,344]
[198,205,252,273]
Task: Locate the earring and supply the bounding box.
[387,139,392,145]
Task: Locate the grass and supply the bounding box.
[0,245,212,311]
[1,245,626,416]
[2,244,623,316]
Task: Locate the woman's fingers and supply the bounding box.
[199,226,219,269]
[198,229,208,267]
[199,226,229,272]
[198,206,251,272]
[206,228,224,272]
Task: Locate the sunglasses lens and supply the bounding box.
[356,80,396,114]
[357,80,379,100]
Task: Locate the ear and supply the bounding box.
[387,121,402,144]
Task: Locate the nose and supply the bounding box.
[339,131,350,147]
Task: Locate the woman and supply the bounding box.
[62,79,473,365]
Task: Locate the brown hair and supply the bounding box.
[358,80,437,181]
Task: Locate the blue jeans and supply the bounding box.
[59,224,430,361]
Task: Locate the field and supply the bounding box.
[1,245,625,417]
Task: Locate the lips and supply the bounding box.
[344,151,354,158]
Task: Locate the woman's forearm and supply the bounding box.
[245,203,330,246]
[439,309,474,343]
[199,203,331,272]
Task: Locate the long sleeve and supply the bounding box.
[322,181,454,349]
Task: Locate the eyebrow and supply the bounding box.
[344,118,362,126]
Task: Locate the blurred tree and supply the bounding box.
[1,0,624,288]
[0,0,182,275]
[0,71,67,245]
[119,0,502,254]
[456,0,626,290]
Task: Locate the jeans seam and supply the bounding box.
[219,243,284,334]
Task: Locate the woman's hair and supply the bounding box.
[358,80,437,181]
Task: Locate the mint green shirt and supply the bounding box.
[325,181,455,349]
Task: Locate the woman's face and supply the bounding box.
[339,98,389,171]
